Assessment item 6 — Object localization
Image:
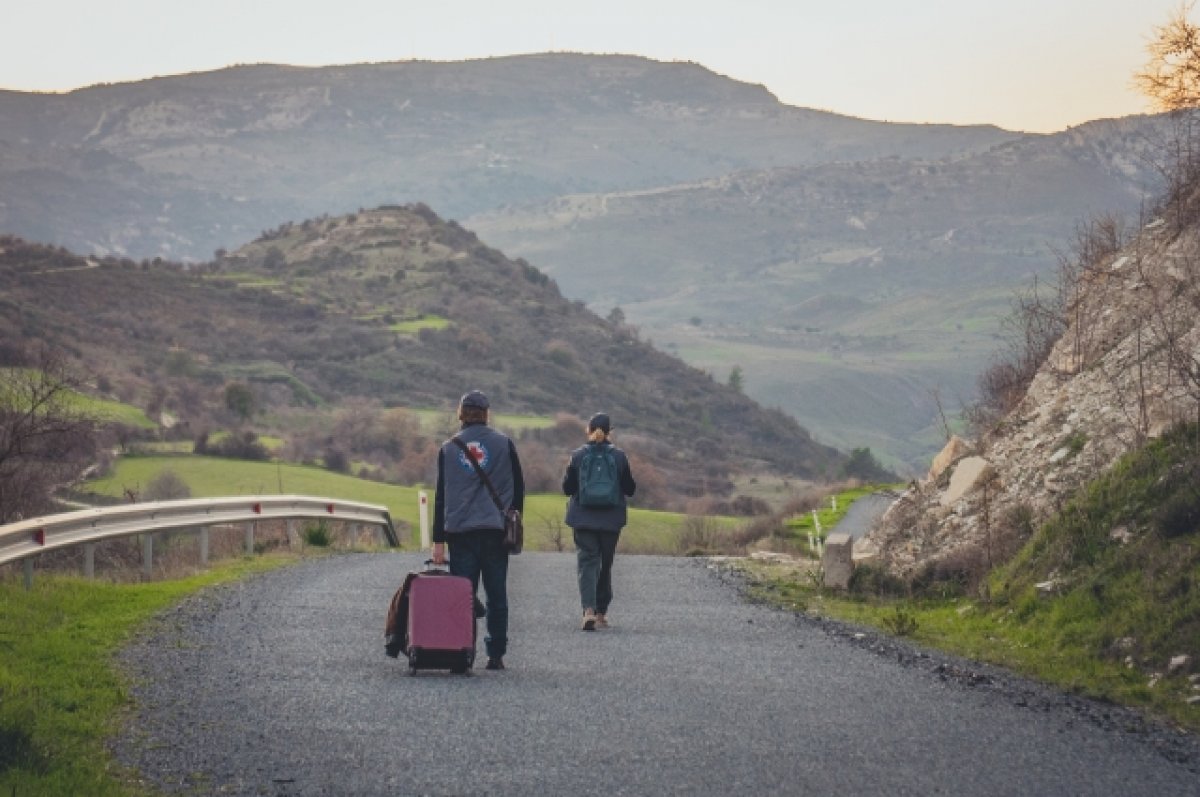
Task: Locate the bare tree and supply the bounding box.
[1136,3,1200,112]
[0,348,100,523]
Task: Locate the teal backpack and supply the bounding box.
[578,443,621,508]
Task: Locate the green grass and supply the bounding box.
[741,427,1200,731]
[0,370,156,430]
[408,407,556,435]
[785,484,898,548]
[84,456,426,539]
[0,556,294,795]
[389,314,450,334]
[76,395,156,430]
[83,455,715,552]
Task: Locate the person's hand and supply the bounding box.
[431,542,446,565]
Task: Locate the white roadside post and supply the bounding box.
[419,491,431,550]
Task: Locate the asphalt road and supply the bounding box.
[114,552,1200,796]
[830,492,897,540]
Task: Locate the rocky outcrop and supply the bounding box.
[866,220,1200,577]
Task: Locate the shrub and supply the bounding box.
[849,564,908,599]
[303,521,332,547]
[143,469,191,501]
[881,609,919,637]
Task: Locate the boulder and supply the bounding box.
[928,435,970,482]
[939,456,995,507]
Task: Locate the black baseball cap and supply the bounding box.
[588,412,611,432]
[460,390,490,410]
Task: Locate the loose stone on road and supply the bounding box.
[115,553,1199,796]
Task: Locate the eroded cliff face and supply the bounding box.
[865,218,1200,577]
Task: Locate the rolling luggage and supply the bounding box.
[384,565,476,675]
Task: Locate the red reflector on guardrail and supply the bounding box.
[33,528,45,546]
[326,503,335,514]
[252,503,262,514]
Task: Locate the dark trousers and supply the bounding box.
[574,528,619,614]
[447,530,509,659]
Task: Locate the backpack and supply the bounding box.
[577,443,621,509]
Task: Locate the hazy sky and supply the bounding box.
[2,0,1185,133]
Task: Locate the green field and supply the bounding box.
[1,370,156,430]
[409,407,557,435]
[83,455,711,552]
[389,314,450,334]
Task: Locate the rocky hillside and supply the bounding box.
[865,210,1200,576]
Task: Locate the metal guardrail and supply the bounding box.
[0,495,400,570]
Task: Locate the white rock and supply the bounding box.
[1109,526,1132,545]
[939,457,995,507]
[1048,447,1071,464]
[1168,655,1193,674]
[1035,579,1062,598]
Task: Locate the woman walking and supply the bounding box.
[562,413,636,630]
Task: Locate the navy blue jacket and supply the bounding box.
[562,442,636,533]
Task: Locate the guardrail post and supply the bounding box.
[286,519,298,549]
[142,534,153,577]
[24,558,33,590]
[84,543,95,579]
[245,521,255,555]
[419,491,431,550]
[199,526,209,565]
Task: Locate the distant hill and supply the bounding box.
[0,54,1015,261]
[469,115,1169,469]
[0,206,846,500]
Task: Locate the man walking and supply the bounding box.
[432,390,525,670]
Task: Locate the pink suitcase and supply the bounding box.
[404,570,476,675]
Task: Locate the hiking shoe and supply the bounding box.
[581,610,597,631]
[595,613,610,629]
[485,657,505,671]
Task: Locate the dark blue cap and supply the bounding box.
[588,412,611,432]
[460,390,490,410]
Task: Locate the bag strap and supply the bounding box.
[450,436,506,514]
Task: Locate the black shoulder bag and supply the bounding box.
[450,436,523,554]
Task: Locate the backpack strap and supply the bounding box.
[450,436,506,514]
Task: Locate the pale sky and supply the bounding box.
[1,0,1185,133]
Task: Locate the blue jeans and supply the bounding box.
[574,529,619,614]
[447,530,509,659]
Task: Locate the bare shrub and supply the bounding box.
[143,469,191,501]
[676,515,727,556]
[0,346,100,523]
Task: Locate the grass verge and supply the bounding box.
[738,426,1200,732]
[0,555,296,795]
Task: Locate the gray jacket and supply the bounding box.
[433,423,524,542]
[562,442,636,533]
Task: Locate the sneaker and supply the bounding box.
[485,657,505,671]
[595,613,610,629]
[581,610,597,631]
